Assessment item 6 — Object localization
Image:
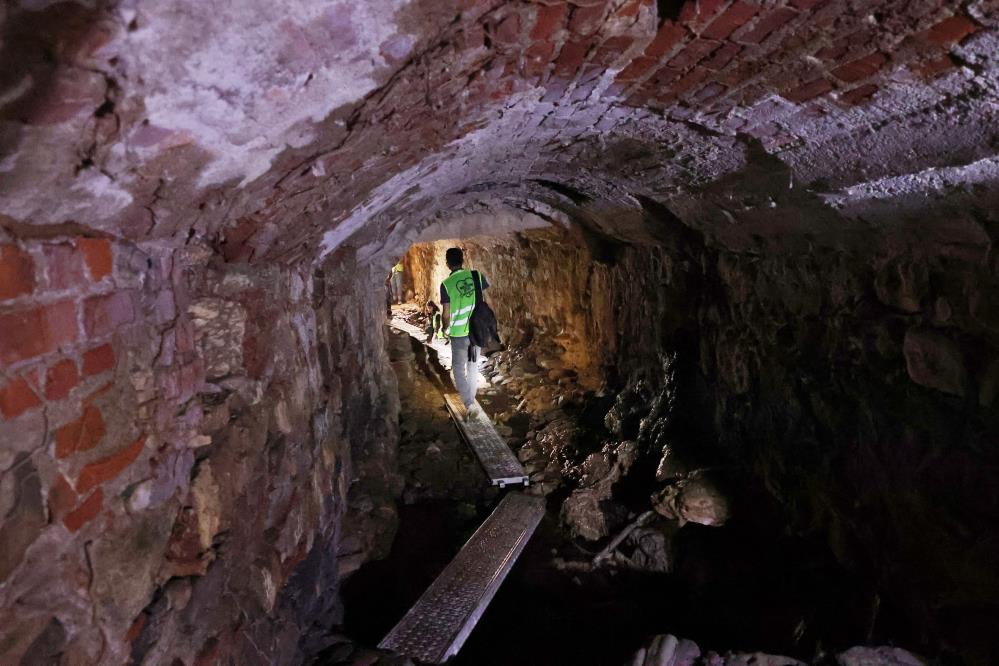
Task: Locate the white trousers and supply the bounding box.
[450,335,480,408]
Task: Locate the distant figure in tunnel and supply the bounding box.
[388,260,405,304]
[440,247,489,419]
[423,300,446,342]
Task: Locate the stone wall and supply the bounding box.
[317,249,402,580]
[699,240,999,657]
[0,236,399,664]
[1,235,204,663]
[404,225,700,389]
[405,219,999,660]
[405,229,612,388]
[1,0,997,662]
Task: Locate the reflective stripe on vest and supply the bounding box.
[442,269,477,337]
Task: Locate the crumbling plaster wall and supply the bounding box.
[3,0,997,261]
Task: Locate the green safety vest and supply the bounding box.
[392,263,403,273]
[432,312,446,340]
[442,269,477,337]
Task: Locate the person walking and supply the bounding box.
[440,247,489,420]
[388,260,405,304]
[423,300,446,342]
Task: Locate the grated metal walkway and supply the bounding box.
[389,309,528,488]
[382,307,540,663]
[444,393,529,488]
[378,492,546,664]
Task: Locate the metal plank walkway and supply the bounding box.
[388,310,528,488]
[382,308,541,662]
[443,393,529,488]
[378,492,546,664]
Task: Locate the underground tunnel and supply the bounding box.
[1,1,998,665]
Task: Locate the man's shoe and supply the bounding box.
[463,403,481,422]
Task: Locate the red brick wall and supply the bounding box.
[1,238,144,526]
[0,235,197,650]
[0,236,173,660]
[0,237,385,664]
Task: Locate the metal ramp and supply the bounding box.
[444,393,529,488]
[382,308,540,662]
[378,492,546,664]
[388,309,527,488]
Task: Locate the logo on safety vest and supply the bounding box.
[456,277,475,297]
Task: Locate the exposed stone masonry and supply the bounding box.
[403,214,998,660]
[2,1,997,258]
[0,237,400,663]
[2,0,998,663]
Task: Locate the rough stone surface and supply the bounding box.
[652,475,730,527]
[2,0,998,663]
[836,646,926,666]
[405,218,998,662]
[629,635,929,666]
[0,239,397,664]
[629,634,702,666]
[562,485,628,541]
[902,327,968,396]
[386,324,492,507]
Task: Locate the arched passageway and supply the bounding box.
[1,1,997,664]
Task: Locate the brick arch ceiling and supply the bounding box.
[1,0,996,264]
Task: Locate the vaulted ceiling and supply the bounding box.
[2,0,996,263]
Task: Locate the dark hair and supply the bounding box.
[445,247,463,268]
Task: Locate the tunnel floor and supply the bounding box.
[339,502,879,666]
[326,309,937,666]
